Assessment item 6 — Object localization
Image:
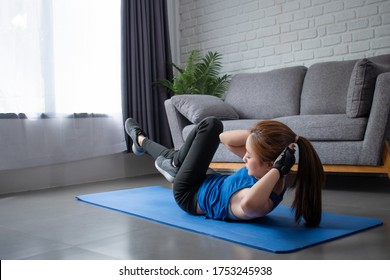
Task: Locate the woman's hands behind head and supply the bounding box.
[272,147,296,177]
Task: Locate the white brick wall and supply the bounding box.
[178,0,390,74]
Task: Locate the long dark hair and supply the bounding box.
[250,120,325,227]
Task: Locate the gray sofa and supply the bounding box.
[165,54,390,166]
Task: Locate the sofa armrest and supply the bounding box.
[360,72,390,165]
[165,95,240,149]
[164,99,191,149]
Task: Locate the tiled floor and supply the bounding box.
[0,173,389,260]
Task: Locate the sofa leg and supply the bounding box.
[383,141,390,179]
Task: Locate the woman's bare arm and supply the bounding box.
[231,169,282,219]
[219,130,250,158]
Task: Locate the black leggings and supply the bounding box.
[141,117,223,214]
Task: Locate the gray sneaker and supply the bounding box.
[124,118,145,155]
[155,156,178,183]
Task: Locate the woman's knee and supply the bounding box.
[200,117,223,134]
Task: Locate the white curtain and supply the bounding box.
[0,0,126,170]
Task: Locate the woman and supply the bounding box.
[125,116,324,227]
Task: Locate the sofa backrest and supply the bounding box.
[300,60,357,115]
[381,54,390,140]
[369,54,390,65]
[224,66,307,119]
[301,54,390,116]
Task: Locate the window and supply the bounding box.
[0,0,121,117]
[0,0,125,170]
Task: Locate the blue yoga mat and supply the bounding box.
[76,186,382,253]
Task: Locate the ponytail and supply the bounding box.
[249,120,325,227]
[292,136,325,227]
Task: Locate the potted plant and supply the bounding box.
[156,50,231,98]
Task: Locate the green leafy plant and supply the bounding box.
[156,50,231,98]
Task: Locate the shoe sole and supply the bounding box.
[154,160,175,183]
[132,143,144,156]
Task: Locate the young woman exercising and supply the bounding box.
[125,116,324,227]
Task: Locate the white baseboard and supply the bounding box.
[0,153,156,195]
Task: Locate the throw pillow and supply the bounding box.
[170,94,239,124]
[347,58,390,118]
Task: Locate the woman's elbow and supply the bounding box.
[240,199,268,219]
[219,132,228,145]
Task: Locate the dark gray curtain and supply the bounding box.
[121,0,173,151]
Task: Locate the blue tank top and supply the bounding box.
[197,167,286,220]
[197,167,256,220]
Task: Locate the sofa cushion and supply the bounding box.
[275,114,368,141]
[346,58,390,118]
[224,66,307,119]
[170,94,239,124]
[183,115,367,142]
[301,60,357,115]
